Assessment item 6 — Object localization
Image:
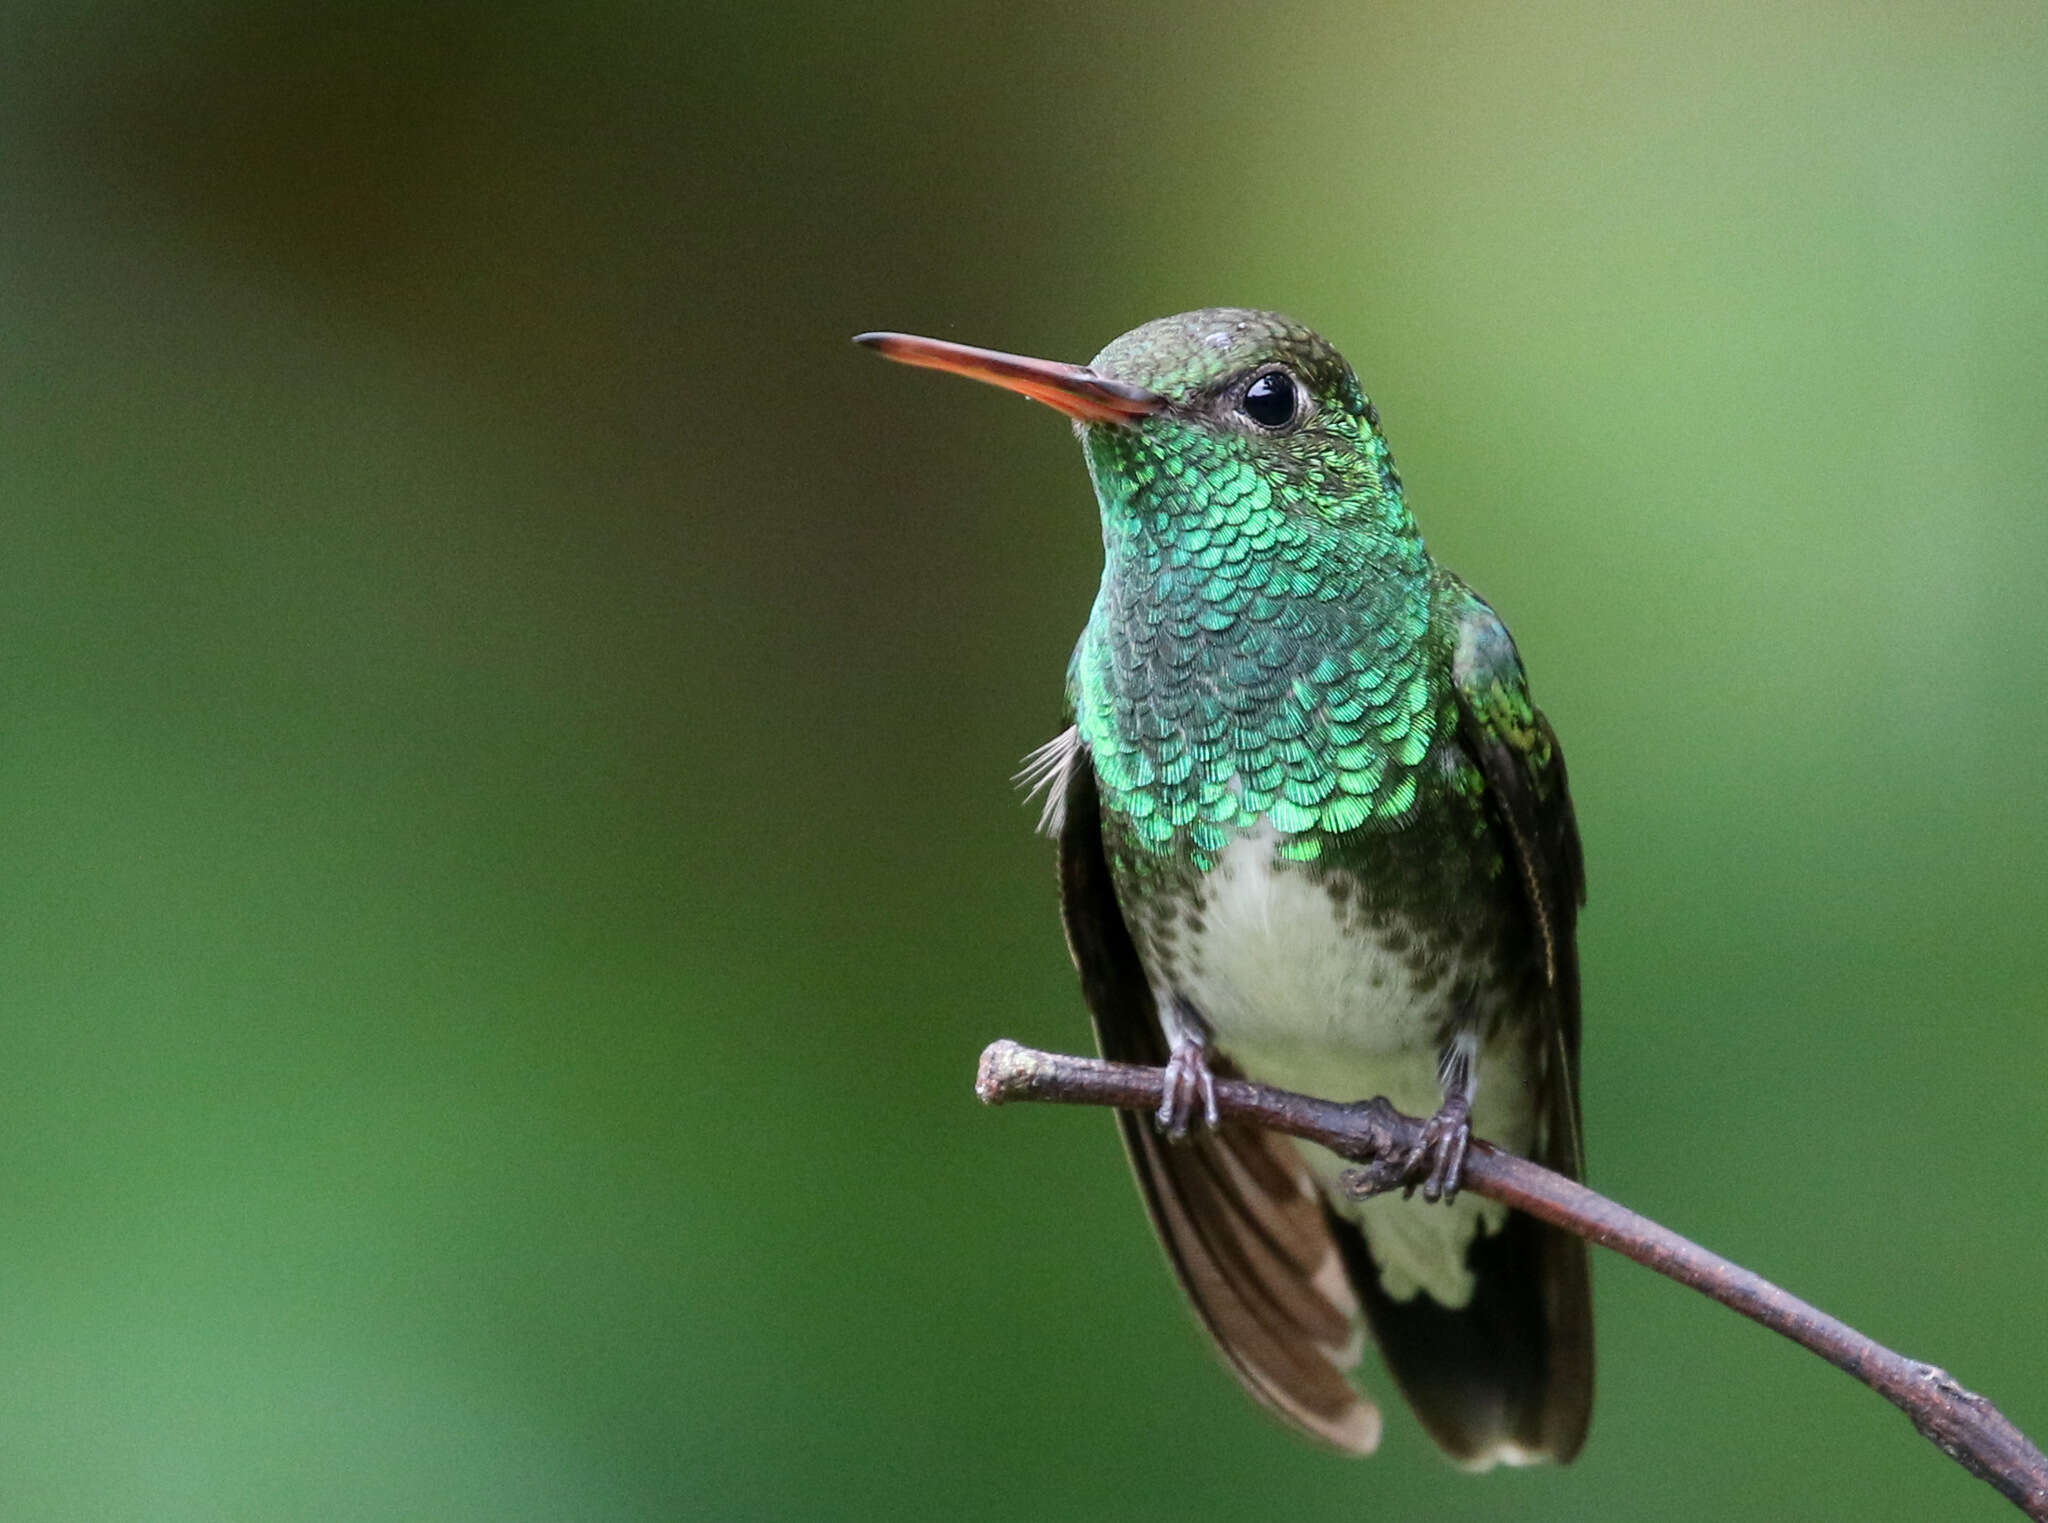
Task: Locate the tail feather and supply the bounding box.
[1332,1202,1591,1467]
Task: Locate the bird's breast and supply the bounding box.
[1169,825,1456,1098]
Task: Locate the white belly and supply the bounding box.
[1181,830,1447,1084]
[1170,827,1530,1306]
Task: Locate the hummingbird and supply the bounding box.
[856,310,1591,1467]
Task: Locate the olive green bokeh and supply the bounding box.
[2,3,2044,1518]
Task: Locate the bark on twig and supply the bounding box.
[974,1038,2048,1520]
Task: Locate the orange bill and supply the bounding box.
[854,331,1165,426]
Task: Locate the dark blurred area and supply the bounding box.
[1,3,2043,1518]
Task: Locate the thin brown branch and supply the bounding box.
[975,1038,2048,1520]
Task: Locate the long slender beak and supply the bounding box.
[853,331,1165,426]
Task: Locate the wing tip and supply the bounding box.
[1323,1399,1384,1457]
[1248,1377,1381,1456]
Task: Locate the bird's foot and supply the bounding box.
[1402,1093,1472,1204]
[1155,1034,1219,1138]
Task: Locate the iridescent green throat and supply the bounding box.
[1069,414,1443,871]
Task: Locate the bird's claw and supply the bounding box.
[1402,1094,1472,1203]
[1156,1038,1219,1138]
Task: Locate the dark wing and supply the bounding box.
[1053,736,1381,1455]
[1447,591,1594,1461]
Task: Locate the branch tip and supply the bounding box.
[974,1039,1029,1104]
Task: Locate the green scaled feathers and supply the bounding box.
[1068,309,1440,869]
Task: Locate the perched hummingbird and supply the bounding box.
[857,311,1591,1466]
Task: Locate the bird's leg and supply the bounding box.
[1406,1032,1479,1203]
[1155,995,1219,1138]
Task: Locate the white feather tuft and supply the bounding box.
[1014,726,1081,836]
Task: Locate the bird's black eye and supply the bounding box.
[1241,371,1298,430]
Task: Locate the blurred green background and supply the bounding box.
[2,2,2043,1518]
